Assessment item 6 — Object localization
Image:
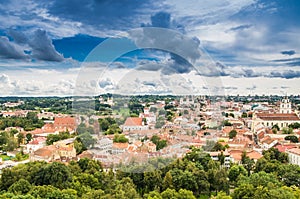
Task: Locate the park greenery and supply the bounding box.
[0,147,299,198]
[0,112,44,131]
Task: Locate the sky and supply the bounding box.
[0,0,300,96]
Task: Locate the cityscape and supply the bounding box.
[0,0,300,198]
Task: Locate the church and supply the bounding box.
[251,97,300,132]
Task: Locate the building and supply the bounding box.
[26,137,47,153]
[209,151,232,168]
[53,117,77,132]
[280,97,292,114]
[30,139,77,162]
[287,148,300,166]
[251,97,300,131]
[122,117,148,131]
[251,113,300,131]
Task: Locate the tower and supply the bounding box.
[280,97,292,114]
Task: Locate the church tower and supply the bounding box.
[280,97,292,114]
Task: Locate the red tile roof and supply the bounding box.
[54,117,77,129]
[287,148,300,156]
[256,113,300,121]
[124,117,143,126]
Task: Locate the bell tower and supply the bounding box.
[280,97,291,114]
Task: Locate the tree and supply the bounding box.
[223,120,232,126]
[106,124,122,135]
[25,133,32,144]
[8,179,32,195]
[78,132,96,149]
[229,130,237,139]
[163,171,174,190]
[272,124,280,131]
[228,165,247,184]
[282,127,294,134]
[113,134,128,143]
[241,112,247,118]
[17,133,25,146]
[155,116,165,129]
[34,162,73,189]
[262,148,288,163]
[212,142,225,152]
[285,135,299,143]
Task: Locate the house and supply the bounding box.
[209,151,232,168]
[26,137,47,153]
[111,142,129,155]
[229,149,262,164]
[287,148,300,166]
[122,117,148,131]
[2,110,28,118]
[53,117,77,133]
[139,107,156,124]
[30,140,77,162]
[94,137,113,152]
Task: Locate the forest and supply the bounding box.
[0,147,300,199]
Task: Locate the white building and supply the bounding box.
[280,97,292,114]
[287,148,300,166]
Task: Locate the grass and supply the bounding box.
[0,155,12,161]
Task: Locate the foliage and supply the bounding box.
[288,122,300,129]
[155,116,165,129]
[46,131,74,145]
[113,134,129,143]
[0,145,300,198]
[229,130,237,139]
[285,135,299,143]
[150,135,167,150]
[0,112,44,131]
[282,127,294,134]
[223,120,232,126]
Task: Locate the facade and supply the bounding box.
[287,148,300,166]
[280,97,292,114]
[251,97,299,131]
[30,140,76,162]
[251,113,300,131]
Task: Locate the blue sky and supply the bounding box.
[0,0,300,96]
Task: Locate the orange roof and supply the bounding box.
[113,142,129,149]
[124,117,143,126]
[229,149,262,161]
[247,151,263,159]
[287,148,300,155]
[54,117,76,128]
[256,113,300,121]
[34,146,55,157]
[275,144,296,152]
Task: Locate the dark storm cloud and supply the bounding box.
[46,0,164,30]
[0,29,64,62]
[0,36,27,59]
[28,29,64,62]
[281,50,296,56]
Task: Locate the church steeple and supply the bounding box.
[280,96,291,114]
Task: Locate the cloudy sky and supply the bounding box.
[0,0,300,96]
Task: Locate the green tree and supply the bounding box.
[113,134,129,143]
[228,165,247,184]
[25,133,32,144]
[34,162,73,189]
[282,127,294,134]
[285,135,299,143]
[162,171,174,190]
[17,133,25,146]
[229,130,237,139]
[8,179,32,195]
